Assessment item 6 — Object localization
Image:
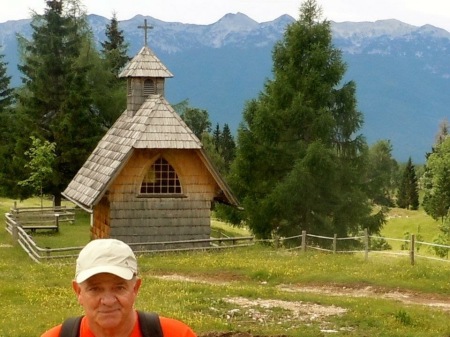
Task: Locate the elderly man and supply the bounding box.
[41,239,197,337]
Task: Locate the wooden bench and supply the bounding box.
[10,206,76,233]
[15,213,75,224]
[11,206,75,222]
[22,224,59,233]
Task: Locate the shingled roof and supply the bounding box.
[62,94,204,210]
[63,39,238,211]
[118,46,173,78]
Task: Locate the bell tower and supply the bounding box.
[118,19,173,116]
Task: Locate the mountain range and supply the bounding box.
[1,13,450,163]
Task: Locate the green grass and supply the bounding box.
[211,218,250,237]
[1,198,450,337]
[27,209,91,248]
[381,207,442,251]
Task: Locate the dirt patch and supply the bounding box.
[278,284,450,311]
[156,273,234,285]
[155,274,348,334]
[155,274,450,312]
[155,274,450,336]
[199,333,287,337]
[223,296,346,321]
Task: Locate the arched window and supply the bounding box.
[143,79,156,96]
[140,157,182,195]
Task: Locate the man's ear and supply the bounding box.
[72,280,79,292]
[134,278,142,294]
[72,280,82,299]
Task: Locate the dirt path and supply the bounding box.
[157,274,450,337]
[278,284,450,311]
[156,274,450,312]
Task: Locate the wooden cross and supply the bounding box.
[138,19,153,46]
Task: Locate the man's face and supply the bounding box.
[73,273,141,331]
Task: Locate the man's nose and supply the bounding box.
[100,292,118,305]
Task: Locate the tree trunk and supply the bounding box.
[53,192,62,207]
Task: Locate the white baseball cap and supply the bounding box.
[75,239,138,283]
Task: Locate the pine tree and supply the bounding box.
[220,123,236,171]
[230,0,379,240]
[0,52,13,110]
[16,0,105,204]
[213,123,221,151]
[101,12,129,76]
[423,137,450,222]
[397,157,419,210]
[87,38,127,128]
[0,51,15,196]
[365,140,398,206]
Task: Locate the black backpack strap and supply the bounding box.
[138,311,163,337]
[59,316,83,337]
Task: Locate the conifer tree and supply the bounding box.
[396,157,419,210]
[220,123,236,171]
[15,0,105,204]
[211,123,236,172]
[65,10,129,131]
[0,51,15,196]
[422,137,450,222]
[213,123,221,151]
[101,12,129,76]
[0,52,13,110]
[230,0,381,240]
[365,140,398,206]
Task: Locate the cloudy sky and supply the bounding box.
[1,0,450,31]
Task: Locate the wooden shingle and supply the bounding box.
[118,46,173,78]
[63,95,202,210]
[63,40,239,215]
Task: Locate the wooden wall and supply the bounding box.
[127,78,165,115]
[92,149,217,247]
[91,195,111,239]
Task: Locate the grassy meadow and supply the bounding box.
[0,197,449,337]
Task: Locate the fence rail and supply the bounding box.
[5,210,450,264]
[8,203,76,233]
[284,230,450,265]
[5,212,255,262]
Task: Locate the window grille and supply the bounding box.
[144,79,155,96]
[140,157,182,194]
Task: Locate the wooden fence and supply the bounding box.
[5,208,450,264]
[5,211,255,263]
[5,212,81,263]
[277,230,450,265]
[8,203,75,233]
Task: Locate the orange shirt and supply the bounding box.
[40,313,197,337]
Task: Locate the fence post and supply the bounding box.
[364,228,369,261]
[274,234,280,249]
[12,218,19,244]
[55,214,60,233]
[301,230,306,252]
[410,234,415,266]
[12,201,18,218]
[333,234,337,253]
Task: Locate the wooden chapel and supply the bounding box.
[62,20,238,248]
